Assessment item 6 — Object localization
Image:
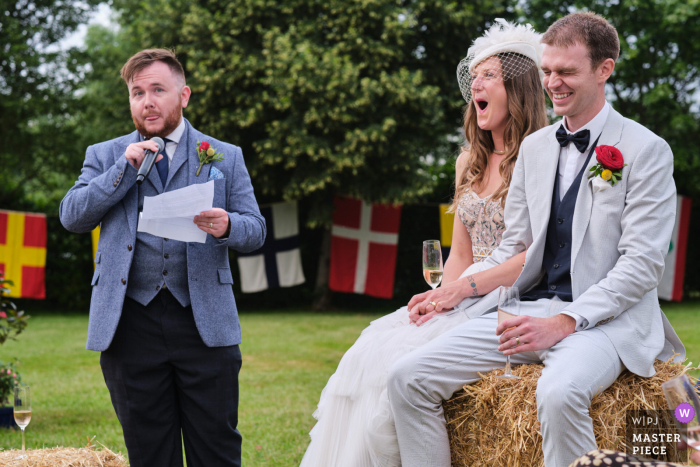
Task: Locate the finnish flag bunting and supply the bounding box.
[237,202,305,293]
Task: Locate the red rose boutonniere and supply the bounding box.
[195,141,224,177]
[587,145,627,192]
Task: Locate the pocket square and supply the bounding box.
[591,176,611,194]
[208,166,225,181]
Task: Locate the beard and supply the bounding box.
[132,98,183,139]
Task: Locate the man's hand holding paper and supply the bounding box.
[137,180,215,243]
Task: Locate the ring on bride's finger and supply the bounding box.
[516,337,521,345]
[210,222,213,228]
[429,301,437,307]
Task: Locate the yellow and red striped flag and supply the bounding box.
[0,210,47,299]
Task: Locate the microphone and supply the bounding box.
[136,137,165,185]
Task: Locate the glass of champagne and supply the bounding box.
[496,286,521,380]
[662,374,700,450]
[422,240,443,289]
[14,385,31,457]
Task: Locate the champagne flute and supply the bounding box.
[14,385,31,457]
[662,374,700,450]
[496,286,521,380]
[422,240,443,289]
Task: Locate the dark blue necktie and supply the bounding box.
[154,138,172,188]
[555,125,590,153]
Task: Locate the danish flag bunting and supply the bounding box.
[329,197,402,299]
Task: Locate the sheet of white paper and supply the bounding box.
[142,180,215,220]
[138,213,208,243]
[137,181,215,243]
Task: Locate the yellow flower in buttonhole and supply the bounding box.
[601,169,612,181]
[207,147,215,157]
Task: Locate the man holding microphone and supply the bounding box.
[60,49,265,467]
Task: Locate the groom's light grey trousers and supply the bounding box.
[387,298,624,467]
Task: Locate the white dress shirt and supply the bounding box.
[162,118,186,166]
[557,102,610,331]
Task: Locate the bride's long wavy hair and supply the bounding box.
[451,53,547,211]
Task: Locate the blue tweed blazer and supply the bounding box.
[59,119,266,351]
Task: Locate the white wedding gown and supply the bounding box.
[300,189,505,467]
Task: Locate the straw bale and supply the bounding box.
[0,446,128,467]
[444,359,695,467]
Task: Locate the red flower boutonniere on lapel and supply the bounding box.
[195,141,224,177]
[587,145,627,193]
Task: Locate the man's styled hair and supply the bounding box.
[120,48,186,87]
[542,12,620,68]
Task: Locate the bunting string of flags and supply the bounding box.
[0,210,47,299]
[4,194,693,302]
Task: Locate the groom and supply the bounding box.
[60,49,265,466]
[390,12,685,467]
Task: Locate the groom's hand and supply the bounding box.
[496,314,576,355]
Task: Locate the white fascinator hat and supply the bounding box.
[457,18,544,104]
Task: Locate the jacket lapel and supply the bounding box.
[570,108,624,266]
[147,158,164,192]
[115,132,141,238]
[166,122,190,188]
[533,126,561,237]
[188,120,212,186]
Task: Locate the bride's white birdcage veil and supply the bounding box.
[457,19,544,105]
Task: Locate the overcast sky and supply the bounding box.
[58,3,115,50]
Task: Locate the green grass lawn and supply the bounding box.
[0,304,698,466]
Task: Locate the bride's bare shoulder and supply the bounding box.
[455,148,470,183]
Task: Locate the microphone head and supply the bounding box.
[150,137,165,153]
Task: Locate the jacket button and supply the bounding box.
[156,285,160,291]
[559,241,565,248]
[121,278,126,285]
[550,285,557,290]
[557,218,564,224]
[164,253,169,259]
[113,182,117,187]
[163,270,168,276]
[127,245,133,251]
[553,263,559,269]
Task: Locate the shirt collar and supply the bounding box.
[563,101,610,151]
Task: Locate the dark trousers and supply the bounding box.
[100,290,242,467]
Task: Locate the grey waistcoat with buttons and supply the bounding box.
[126,131,191,307]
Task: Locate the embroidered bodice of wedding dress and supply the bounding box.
[299,189,505,467]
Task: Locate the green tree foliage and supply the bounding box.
[86,0,512,225]
[0,0,101,212]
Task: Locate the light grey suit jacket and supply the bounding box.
[455,108,685,377]
[59,120,266,351]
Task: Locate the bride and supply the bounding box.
[300,20,548,467]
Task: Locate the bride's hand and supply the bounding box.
[406,281,467,326]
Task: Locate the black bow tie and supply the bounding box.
[556,125,590,153]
